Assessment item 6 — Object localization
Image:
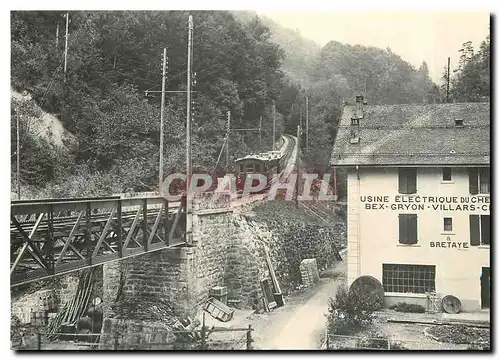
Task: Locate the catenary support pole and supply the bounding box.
[56,21,59,49]
[226,111,231,169]
[272,101,276,150]
[259,115,262,151]
[159,48,167,195]
[295,124,301,207]
[63,12,69,81]
[446,57,451,103]
[16,109,21,200]
[186,15,193,245]
[305,95,309,151]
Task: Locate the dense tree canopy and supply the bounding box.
[11,11,285,194]
[10,11,489,198]
[446,36,490,103]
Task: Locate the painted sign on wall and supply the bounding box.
[359,195,490,212]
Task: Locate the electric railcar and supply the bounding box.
[234,135,292,191]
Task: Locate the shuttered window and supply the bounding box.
[442,168,452,181]
[470,215,490,246]
[479,168,490,194]
[399,214,418,244]
[481,215,490,245]
[444,218,453,232]
[398,168,417,194]
[469,168,479,195]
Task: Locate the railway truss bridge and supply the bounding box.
[10,134,299,288]
[11,195,187,287]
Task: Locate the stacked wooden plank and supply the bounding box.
[45,269,96,339]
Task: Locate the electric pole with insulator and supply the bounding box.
[159,48,167,195]
[63,12,69,81]
[446,57,451,103]
[16,109,21,200]
[272,100,276,150]
[305,95,309,151]
[258,115,262,151]
[185,15,193,245]
[226,111,231,169]
[295,124,301,207]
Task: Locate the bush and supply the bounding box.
[390,302,426,313]
[327,285,377,335]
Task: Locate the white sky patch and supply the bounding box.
[257,11,490,83]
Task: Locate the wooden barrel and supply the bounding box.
[442,295,461,314]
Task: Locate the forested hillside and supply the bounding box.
[11,11,286,197]
[10,11,490,199]
[443,36,490,103]
[232,11,321,86]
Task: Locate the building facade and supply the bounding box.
[331,97,490,312]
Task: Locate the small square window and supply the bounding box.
[442,168,452,181]
[444,218,453,232]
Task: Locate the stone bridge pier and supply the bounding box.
[99,193,247,348]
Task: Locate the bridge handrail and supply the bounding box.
[11,196,170,215]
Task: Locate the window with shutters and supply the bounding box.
[442,168,452,182]
[383,264,436,294]
[469,167,490,194]
[398,168,417,194]
[398,214,418,244]
[470,215,490,246]
[444,217,453,232]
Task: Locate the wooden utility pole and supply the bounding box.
[56,21,59,49]
[226,111,231,169]
[295,124,301,207]
[258,115,262,151]
[16,109,21,200]
[272,101,276,150]
[159,48,167,195]
[63,12,69,81]
[305,95,309,151]
[186,15,193,193]
[446,57,451,103]
[185,15,194,245]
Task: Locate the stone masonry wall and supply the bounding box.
[192,211,232,309]
[97,194,346,348]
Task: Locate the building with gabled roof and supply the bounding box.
[331,96,490,312]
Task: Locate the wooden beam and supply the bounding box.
[143,198,148,251]
[122,207,141,252]
[91,208,116,258]
[10,215,49,270]
[147,203,164,246]
[169,202,185,242]
[10,213,45,275]
[55,210,84,267]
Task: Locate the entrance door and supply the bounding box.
[481,267,490,309]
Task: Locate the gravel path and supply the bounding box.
[247,261,346,350]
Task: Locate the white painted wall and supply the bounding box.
[347,166,490,311]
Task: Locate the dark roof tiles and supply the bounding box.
[330,103,490,166]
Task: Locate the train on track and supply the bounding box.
[234,134,295,192]
[156,134,296,195]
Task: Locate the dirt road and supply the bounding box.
[245,261,346,350]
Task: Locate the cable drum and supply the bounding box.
[442,295,461,314]
[349,275,385,311]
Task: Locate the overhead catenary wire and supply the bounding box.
[333,152,489,157]
[335,124,489,129]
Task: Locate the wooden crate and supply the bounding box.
[203,298,234,322]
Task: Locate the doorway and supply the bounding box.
[481,267,490,309]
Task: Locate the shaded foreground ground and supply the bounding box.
[240,261,347,350]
